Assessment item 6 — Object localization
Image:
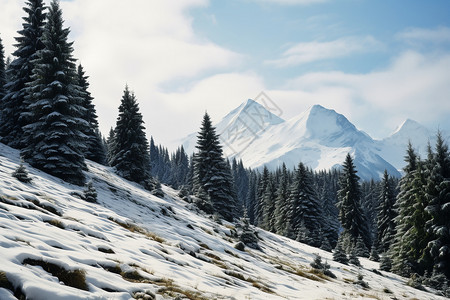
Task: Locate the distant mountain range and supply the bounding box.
[182,99,448,180]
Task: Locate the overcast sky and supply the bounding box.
[1,0,450,150]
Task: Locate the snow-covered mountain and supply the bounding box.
[375,119,448,171]
[0,142,446,299]
[183,101,401,180]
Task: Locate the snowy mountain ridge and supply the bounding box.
[183,100,426,180]
[0,142,446,299]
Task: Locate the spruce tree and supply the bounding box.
[76,64,106,164]
[0,36,6,100]
[109,86,150,184]
[262,175,277,232]
[333,236,349,265]
[192,112,237,221]
[286,162,322,247]
[246,171,258,224]
[391,142,418,276]
[21,0,87,185]
[376,170,397,253]
[274,163,289,235]
[255,166,269,226]
[424,133,450,279]
[338,153,370,250]
[83,181,97,203]
[106,127,115,164]
[0,0,46,147]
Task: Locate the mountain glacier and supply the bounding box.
[183,99,447,180]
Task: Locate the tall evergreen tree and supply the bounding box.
[338,153,371,250]
[76,64,105,164]
[106,127,115,164]
[262,175,277,232]
[391,142,419,277]
[0,36,6,100]
[274,163,289,235]
[0,0,46,147]
[376,170,397,253]
[246,170,258,224]
[193,112,237,221]
[255,167,270,226]
[21,0,87,185]
[425,133,450,278]
[109,86,150,183]
[286,162,322,247]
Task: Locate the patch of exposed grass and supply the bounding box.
[156,279,209,300]
[223,270,275,295]
[22,258,88,291]
[203,251,221,261]
[199,243,211,250]
[109,218,165,243]
[44,219,65,229]
[224,249,240,258]
[0,271,13,291]
[100,263,122,275]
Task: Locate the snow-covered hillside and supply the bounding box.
[0,142,445,299]
[183,101,400,180]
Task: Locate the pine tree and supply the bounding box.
[391,142,419,277]
[246,171,258,224]
[193,112,237,221]
[376,170,397,253]
[338,153,370,250]
[0,36,6,101]
[274,163,289,235]
[424,132,450,279]
[380,254,392,271]
[262,175,277,232]
[106,127,115,164]
[109,86,150,184]
[83,181,97,203]
[348,249,361,267]
[76,64,106,164]
[355,235,370,257]
[286,162,322,247]
[21,0,87,185]
[369,245,380,262]
[333,236,349,265]
[0,0,46,147]
[12,163,32,183]
[255,167,269,226]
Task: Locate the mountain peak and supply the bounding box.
[392,118,424,135]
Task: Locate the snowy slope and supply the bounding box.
[0,142,445,299]
[183,101,400,180]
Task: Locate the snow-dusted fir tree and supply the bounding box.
[106,127,115,164]
[390,142,418,276]
[424,132,450,279]
[0,0,46,147]
[193,112,237,221]
[12,163,32,183]
[376,170,397,253]
[0,37,6,100]
[76,64,106,165]
[255,166,269,226]
[286,162,322,247]
[83,181,97,203]
[246,171,258,224]
[274,163,289,236]
[337,153,371,251]
[262,176,277,232]
[21,0,87,185]
[333,236,349,265]
[109,86,150,184]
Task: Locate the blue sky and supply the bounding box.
[1,0,450,148]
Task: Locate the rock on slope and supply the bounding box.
[0,142,444,299]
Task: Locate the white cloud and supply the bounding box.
[397,26,450,45]
[279,51,450,138]
[266,36,383,67]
